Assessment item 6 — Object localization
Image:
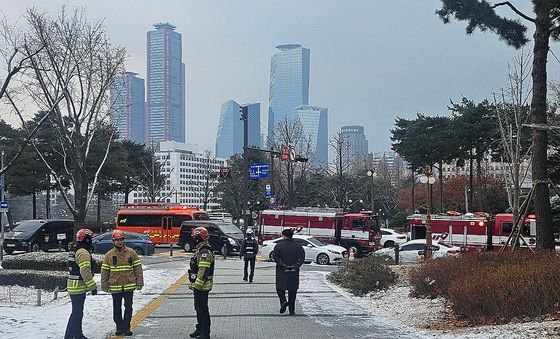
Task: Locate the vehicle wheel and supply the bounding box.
[268,250,274,261]
[183,242,192,252]
[221,244,229,257]
[134,248,144,256]
[4,248,14,255]
[31,243,41,252]
[383,241,395,248]
[316,253,330,265]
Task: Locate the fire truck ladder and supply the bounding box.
[499,183,535,253]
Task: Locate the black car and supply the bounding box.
[179,220,244,256]
[3,219,74,254]
[92,231,155,256]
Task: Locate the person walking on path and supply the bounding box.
[101,230,144,336]
[240,228,259,283]
[188,226,215,339]
[65,228,97,339]
[272,228,305,316]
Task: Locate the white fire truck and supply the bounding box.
[258,208,382,256]
[407,212,537,251]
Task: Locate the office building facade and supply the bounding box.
[294,105,328,167]
[215,101,261,159]
[267,44,310,142]
[110,72,145,143]
[147,22,185,143]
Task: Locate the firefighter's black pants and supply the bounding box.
[64,293,86,339]
[276,289,297,313]
[193,289,211,336]
[112,291,134,331]
[243,257,256,282]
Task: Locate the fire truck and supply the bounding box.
[258,208,382,256]
[407,212,537,251]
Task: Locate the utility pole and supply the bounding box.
[240,105,249,232]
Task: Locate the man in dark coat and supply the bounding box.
[272,228,305,315]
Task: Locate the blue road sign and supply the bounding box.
[0,201,8,212]
[265,188,272,198]
[249,163,269,179]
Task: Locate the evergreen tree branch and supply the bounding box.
[491,2,536,23]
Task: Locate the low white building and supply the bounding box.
[129,141,226,209]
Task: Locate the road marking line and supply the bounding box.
[107,272,189,339]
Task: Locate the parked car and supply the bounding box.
[3,219,74,254]
[91,231,155,256]
[380,228,408,248]
[261,235,347,265]
[374,239,461,264]
[179,220,244,256]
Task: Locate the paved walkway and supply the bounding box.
[128,258,419,339]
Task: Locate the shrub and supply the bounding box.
[2,252,101,273]
[409,250,560,324]
[0,270,67,291]
[328,255,397,296]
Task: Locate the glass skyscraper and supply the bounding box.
[110,72,145,143]
[341,125,369,172]
[215,101,261,159]
[295,105,328,167]
[147,22,185,144]
[267,44,310,143]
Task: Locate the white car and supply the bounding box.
[260,235,347,265]
[374,239,461,264]
[380,228,408,248]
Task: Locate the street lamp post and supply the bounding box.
[419,166,436,260]
[366,170,377,211]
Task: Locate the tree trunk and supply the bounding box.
[411,166,415,211]
[73,174,88,232]
[96,194,101,223]
[531,11,554,249]
[476,158,483,211]
[45,184,51,219]
[439,160,444,212]
[469,155,474,211]
[124,180,130,204]
[32,190,37,219]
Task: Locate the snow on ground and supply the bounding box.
[0,261,188,339]
[321,264,560,339]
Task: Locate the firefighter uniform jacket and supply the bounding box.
[240,237,259,259]
[100,245,144,293]
[189,240,215,292]
[67,247,97,295]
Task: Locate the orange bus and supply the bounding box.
[116,203,209,244]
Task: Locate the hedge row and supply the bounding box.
[0,270,66,291]
[409,250,560,324]
[328,255,397,296]
[2,252,101,273]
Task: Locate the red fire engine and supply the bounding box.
[407,212,537,251]
[258,208,382,256]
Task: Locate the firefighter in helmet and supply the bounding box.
[100,230,144,336]
[188,226,215,339]
[65,228,97,339]
[240,227,259,283]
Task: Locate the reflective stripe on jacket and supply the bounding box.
[191,241,215,292]
[100,245,144,293]
[67,248,97,295]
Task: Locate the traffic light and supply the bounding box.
[239,105,248,120]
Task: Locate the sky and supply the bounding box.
[2,0,557,155]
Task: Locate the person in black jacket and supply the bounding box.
[272,228,305,316]
[240,228,259,283]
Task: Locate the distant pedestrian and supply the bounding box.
[240,228,259,283]
[65,228,97,339]
[272,228,305,316]
[101,230,144,336]
[188,227,215,339]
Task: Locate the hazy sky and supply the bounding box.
[3,1,557,155]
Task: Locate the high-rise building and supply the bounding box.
[341,126,369,173]
[110,72,145,143]
[215,101,261,159]
[294,105,328,167]
[268,44,310,142]
[147,22,185,143]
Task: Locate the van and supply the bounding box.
[207,211,233,223]
[179,220,243,256]
[3,219,74,254]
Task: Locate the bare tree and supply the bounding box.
[20,7,126,230]
[328,131,355,208]
[493,51,532,230]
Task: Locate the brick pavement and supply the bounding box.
[130,257,420,339]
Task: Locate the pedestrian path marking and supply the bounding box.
[107,272,189,339]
